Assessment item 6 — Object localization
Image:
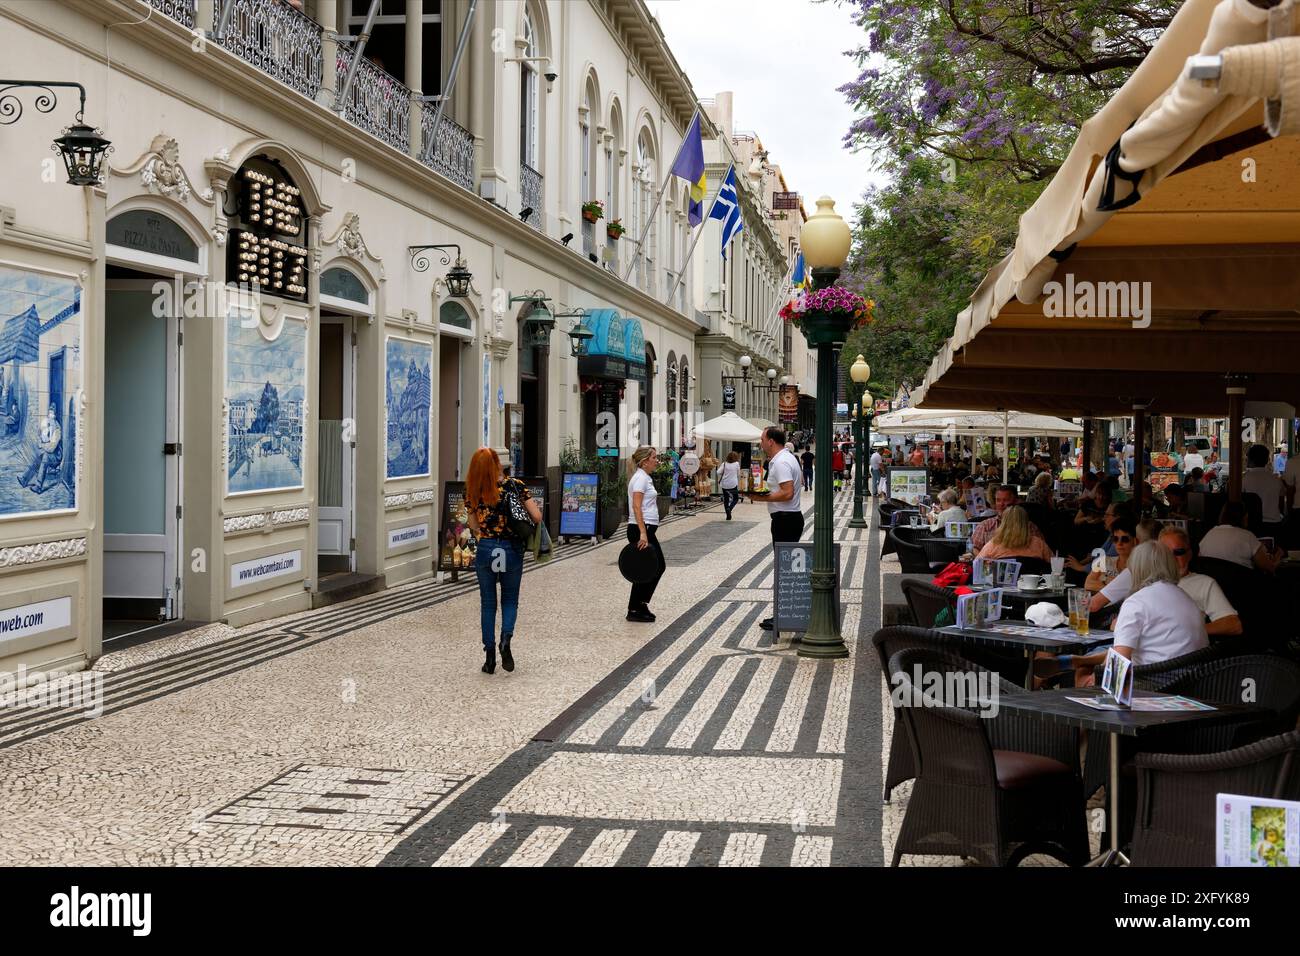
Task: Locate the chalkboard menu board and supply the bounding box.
[438,481,477,572]
[772,542,842,634]
[560,472,599,537]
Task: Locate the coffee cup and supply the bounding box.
[1019,574,1042,590]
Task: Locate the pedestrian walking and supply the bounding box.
[870,447,884,499]
[831,444,845,487]
[745,427,803,631]
[800,445,814,491]
[466,447,542,674]
[718,451,741,520]
[626,445,667,622]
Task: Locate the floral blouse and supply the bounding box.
[471,478,531,540]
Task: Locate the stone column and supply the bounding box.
[317,0,339,108]
[406,0,424,160]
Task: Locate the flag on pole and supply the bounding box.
[710,165,743,258]
[792,252,809,290]
[669,113,707,226]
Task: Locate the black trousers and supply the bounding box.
[722,487,740,517]
[626,523,666,611]
[770,510,805,543]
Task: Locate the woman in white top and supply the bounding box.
[929,488,967,531]
[717,451,742,521]
[626,445,666,623]
[1061,542,1208,684]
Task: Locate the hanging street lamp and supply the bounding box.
[553,310,596,357]
[508,292,556,352]
[407,243,474,298]
[0,81,112,186]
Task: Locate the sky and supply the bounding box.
[647,0,888,220]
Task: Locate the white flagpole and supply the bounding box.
[623,108,701,285]
[663,162,734,306]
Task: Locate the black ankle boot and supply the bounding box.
[482,647,496,674]
[500,637,514,672]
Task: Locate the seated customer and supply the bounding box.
[1026,470,1054,507]
[929,488,968,530]
[1074,480,1112,526]
[974,505,1054,563]
[1199,501,1282,573]
[1163,483,1190,519]
[1066,500,1132,572]
[1158,527,1243,636]
[1064,542,1210,681]
[1085,514,1137,612]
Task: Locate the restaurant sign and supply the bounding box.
[779,384,798,423]
[723,384,736,410]
[772,191,801,210]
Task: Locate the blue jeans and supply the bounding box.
[722,487,740,517]
[474,539,523,651]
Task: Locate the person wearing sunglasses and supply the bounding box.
[1083,515,1138,613]
[1158,527,1243,636]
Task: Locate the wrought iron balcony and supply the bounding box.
[520,162,543,230]
[149,0,195,28]
[214,0,322,101]
[419,105,475,193]
[336,44,411,154]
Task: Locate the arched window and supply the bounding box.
[678,358,690,422]
[606,101,621,242]
[637,127,657,294]
[519,8,539,169]
[641,341,656,432]
[665,352,677,449]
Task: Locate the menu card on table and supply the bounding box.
[1100,648,1134,706]
[1217,794,1298,867]
[972,557,1021,589]
[956,589,1003,630]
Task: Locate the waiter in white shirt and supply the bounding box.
[746,426,802,632]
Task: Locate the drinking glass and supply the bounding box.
[1067,588,1090,636]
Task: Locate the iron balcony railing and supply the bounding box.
[520,162,543,230]
[214,0,322,101]
[336,43,410,154]
[419,105,476,193]
[149,0,195,28]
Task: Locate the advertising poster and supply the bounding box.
[887,466,928,505]
[385,336,432,479]
[1148,450,1182,492]
[560,472,599,537]
[523,475,547,527]
[779,384,798,424]
[927,440,944,464]
[438,481,477,572]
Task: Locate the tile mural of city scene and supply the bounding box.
[385,336,432,479]
[0,265,80,518]
[226,313,306,494]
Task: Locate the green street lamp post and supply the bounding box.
[861,391,874,502]
[848,354,871,529]
[796,197,854,661]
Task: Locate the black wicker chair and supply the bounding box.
[900,579,957,629]
[873,626,952,803]
[921,536,967,569]
[886,647,1089,867]
[889,528,932,573]
[1131,731,1300,866]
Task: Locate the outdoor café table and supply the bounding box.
[936,621,1112,689]
[986,584,1071,620]
[993,687,1271,866]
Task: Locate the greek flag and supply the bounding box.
[709,165,743,259]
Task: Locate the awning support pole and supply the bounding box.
[1133,405,1147,509]
[1227,377,1248,502]
[1001,409,1009,485]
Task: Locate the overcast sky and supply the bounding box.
[648,0,887,220]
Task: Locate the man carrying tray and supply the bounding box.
[747,426,803,632]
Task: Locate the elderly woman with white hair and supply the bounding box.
[1045,541,1209,686]
[929,488,968,531]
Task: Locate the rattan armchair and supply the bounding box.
[1131,731,1300,866]
[886,647,1089,866]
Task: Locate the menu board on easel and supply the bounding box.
[438,481,477,574]
[888,466,928,504]
[559,472,599,537]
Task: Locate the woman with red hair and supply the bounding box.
[466,447,542,673]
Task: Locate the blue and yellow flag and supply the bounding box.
[670,113,706,226]
[792,253,808,290]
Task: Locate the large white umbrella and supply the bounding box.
[873,408,1082,438]
[690,411,763,443]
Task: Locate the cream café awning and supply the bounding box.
[915,0,1300,417]
[873,408,1082,438]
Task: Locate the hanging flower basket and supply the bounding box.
[581,199,605,223]
[606,219,626,240]
[781,288,874,345]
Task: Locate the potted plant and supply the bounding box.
[581,199,605,223]
[651,458,674,520]
[597,456,627,539]
[606,218,626,240]
[780,286,874,346]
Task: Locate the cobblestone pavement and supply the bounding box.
[0,492,883,866]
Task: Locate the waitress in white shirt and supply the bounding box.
[746,426,803,632]
[626,445,666,623]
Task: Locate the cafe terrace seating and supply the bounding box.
[886,647,1089,867]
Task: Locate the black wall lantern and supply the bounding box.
[553,310,596,357]
[409,243,474,298]
[0,81,111,186]
[509,291,555,352]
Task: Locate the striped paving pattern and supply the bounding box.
[382,488,884,867]
[0,507,712,752]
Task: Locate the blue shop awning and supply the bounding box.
[577,309,647,383]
